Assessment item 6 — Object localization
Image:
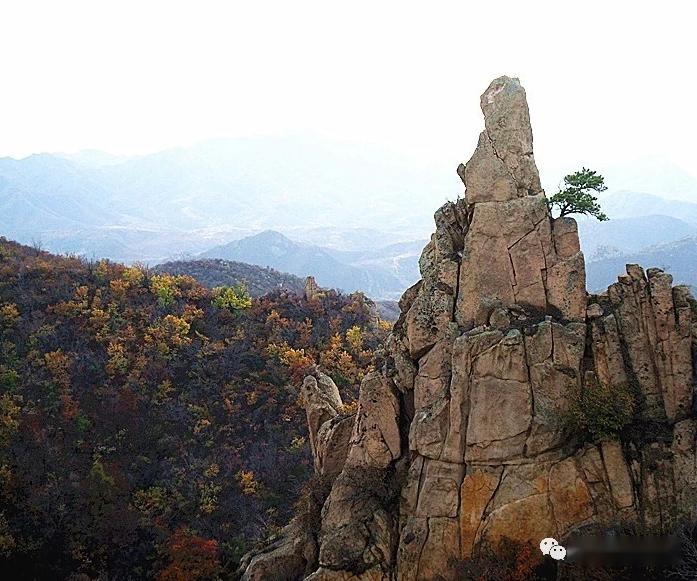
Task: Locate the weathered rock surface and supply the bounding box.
[301,370,352,479]
[239,370,353,581]
[240,76,697,580]
[304,276,326,301]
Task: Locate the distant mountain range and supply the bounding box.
[599,157,697,203]
[193,224,696,300]
[586,236,697,292]
[1,135,455,263]
[200,230,424,299]
[578,213,697,259]
[2,139,696,299]
[576,189,697,290]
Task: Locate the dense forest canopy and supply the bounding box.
[0,237,388,579]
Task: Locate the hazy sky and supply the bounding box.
[2,0,695,177]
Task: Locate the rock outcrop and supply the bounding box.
[239,369,353,581]
[304,276,326,301]
[241,76,697,580]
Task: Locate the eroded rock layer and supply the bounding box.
[241,76,697,581]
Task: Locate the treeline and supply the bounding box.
[0,237,387,579]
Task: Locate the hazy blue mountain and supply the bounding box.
[0,154,128,238]
[594,190,697,224]
[201,230,408,298]
[326,240,425,288]
[81,135,455,234]
[58,149,129,168]
[578,214,697,259]
[3,141,697,299]
[42,226,247,264]
[586,236,697,292]
[374,300,400,322]
[1,135,456,264]
[285,226,420,252]
[600,156,697,203]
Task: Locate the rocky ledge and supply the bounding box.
[240,77,697,580]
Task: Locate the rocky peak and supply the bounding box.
[460,76,584,327]
[240,77,697,581]
[411,74,585,344]
[458,76,542,201]
[304,276,325,301]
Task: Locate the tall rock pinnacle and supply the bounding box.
[459,76,541,200]
[454,75,585,327]
[240,77,697,581]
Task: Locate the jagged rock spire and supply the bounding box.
[240,77,697,581]
[454,75,585,327]
[458,76,542,201]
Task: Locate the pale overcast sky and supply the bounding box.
[1,0,695,177]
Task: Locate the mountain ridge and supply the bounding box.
[587,235,697,291]
[154,257,306,297]
[200,230,415,299]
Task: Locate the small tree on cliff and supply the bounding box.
[547,167,608,221]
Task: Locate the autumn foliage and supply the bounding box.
[157,528,220,581]
[0,237,387,578]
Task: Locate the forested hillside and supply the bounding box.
[201,230,413,299]
[0,237,388,579]
[154,258,305,298]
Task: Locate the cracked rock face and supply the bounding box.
[240,76,697,580]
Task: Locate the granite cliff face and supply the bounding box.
[240,77,697,580]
